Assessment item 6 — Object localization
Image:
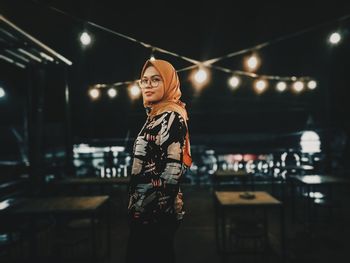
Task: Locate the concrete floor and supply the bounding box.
[4,181,348,263]
[108,182,350,263]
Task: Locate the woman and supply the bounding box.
[126,59,192,263]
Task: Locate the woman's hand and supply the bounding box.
[174,192,183,213]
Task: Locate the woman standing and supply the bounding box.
[126,59,192,263]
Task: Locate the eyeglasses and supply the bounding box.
[139,76,162,88]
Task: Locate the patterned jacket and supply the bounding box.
[127,111,187,224]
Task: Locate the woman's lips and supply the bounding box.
[145,92,154,96]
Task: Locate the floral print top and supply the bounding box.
[127,111,187,225]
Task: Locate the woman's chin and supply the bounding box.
[145,99,161,104]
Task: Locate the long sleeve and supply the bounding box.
[157,111,187,213]
[127,111,187,224]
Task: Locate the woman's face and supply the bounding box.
[141,66,164,104]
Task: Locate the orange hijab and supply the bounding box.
[141,59,192,168]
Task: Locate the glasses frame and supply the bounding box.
[139,76,163,89]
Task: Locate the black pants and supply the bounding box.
[126,221,179,263]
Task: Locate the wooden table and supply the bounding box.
[214,191,285,261]
[57,177,130,185]
[49,176,130,196]
[0,195,111,262]
[213,170,253,190]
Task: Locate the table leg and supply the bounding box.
[221,207,226,262]
[91,214,97,263]
[280,205,286,262]
[214,198,220,253]
[107,201,111,260]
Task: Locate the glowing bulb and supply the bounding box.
[194,68,208,84]
[80,32,92,46]
[228,76,240,89]
[276,81,287,92]
[107,88,117,98]
[328,32,341,45]
[89,88,100,99]
[307,80,317,90]
[293,81,304,92]
[0,87,5,98]
[129,84,141,99]
[245,54,260,71]
[255,79,267,93]
[150,55,156,61]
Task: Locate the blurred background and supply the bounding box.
[1,1,350,262]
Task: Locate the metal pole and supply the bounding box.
[64,66,73,176]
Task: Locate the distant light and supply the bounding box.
[309,192,324,198]
[254,79,267,93]
[107,88,117,98]
[80,32,92,46]
[300,130,321,153]
[40,52,54,62]
[228,76,240,89]
[328,32,341,45]
[0,199,11,210]
[245,54,260,71]
[150,55,156,61]
[293,81,304,92]
[276,81,287,92]
[232,154,243,161]
[0,87,5,98]
[129,84,141,99]
[302,175,321,184]
[89,88,100,99]
[18,48,42,62]
[307,80,317,90]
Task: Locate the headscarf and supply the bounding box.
[140,59,192,168]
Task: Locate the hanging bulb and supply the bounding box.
[194,68,208,83]
[293,81,304,93]
[244,53,260,72]
[328,32,341,45]
[307,80,317,90]
[107,88,117,98]
[190,66,210,92]
[276,81,287,92]
[254,79,267,94]
[80,31,92,46]
[89,88,100,99]
[228,76,240,90]
[128,83,141,100]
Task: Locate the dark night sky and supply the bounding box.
[1,0,350,149]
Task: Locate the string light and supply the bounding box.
[276,81,287,92]
[190,66,210,91]
[89,88,100,99]
[194,68,208,83]
[107,88,117,98]
[254,79,268,94]
[228,76,240,90]
[149,48,156,61]
[307,80,317,90]
[80,31,92,46]
[128,83,142,100]
[36,3,350,99]
[328,32,341,45]
[0,87,5,98]
[244,53,260,72]
[293,81,304,93]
